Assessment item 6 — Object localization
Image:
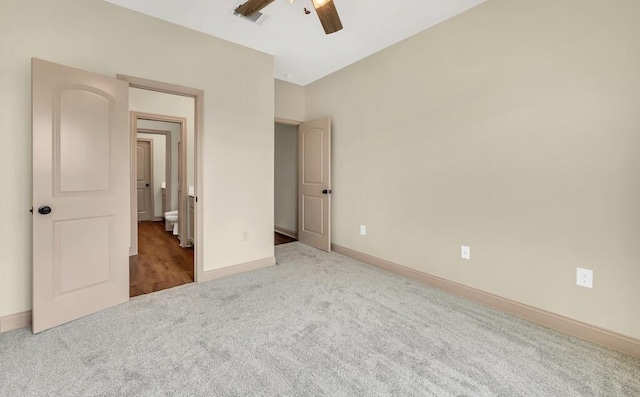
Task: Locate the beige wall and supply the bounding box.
[137,132,168,218]
[306,0,640,339]
[0,0,274,317]
[274,123,298,232]
[275,79,305,122]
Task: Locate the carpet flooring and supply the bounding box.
[1,242,638,396]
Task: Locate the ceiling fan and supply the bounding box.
[235,0,343,34]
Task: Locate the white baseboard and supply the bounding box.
[0,310,31,333]
[199,256,276,283]
[332,244,640,358]
[274,225,297,239]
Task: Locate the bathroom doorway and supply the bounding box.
[118,74,204,296]
[128,91,196,297]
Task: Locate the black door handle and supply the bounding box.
[38,206,52,215]
[322,189,332,195]
[146,183,150,187]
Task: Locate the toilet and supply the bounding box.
[164,210,179,235]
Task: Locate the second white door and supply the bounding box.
[298,118,332,252]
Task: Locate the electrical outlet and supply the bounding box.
[360,225,366,236]
[242,232,249,242]
[461,245,470,260]
[576,267,593,288]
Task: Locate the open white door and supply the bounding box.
[32,59,130,333]
[298,117,332,252]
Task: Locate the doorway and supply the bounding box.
[274,122,299,246]
[31,59,206,332]
[126,86,198,297]
[274,117,332,252]
[129,115,194,297]
[119,74,205,283]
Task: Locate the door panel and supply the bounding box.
[32,58,130,333]
[54,216,112,295]
[302,195,324,235]
[137,189,146,213]
[298,118,331,252]
[57,89,111,193]
[136,145,146,180]
[303,129,323,183]
[136,140,152,221]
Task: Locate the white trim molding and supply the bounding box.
[332,244,640,358]
[199,256,276,283]
[0,311,31,333]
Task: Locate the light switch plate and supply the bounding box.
[360,225,366,236]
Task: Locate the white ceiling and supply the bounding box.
[105,0,487,86]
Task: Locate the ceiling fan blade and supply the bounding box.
[315,0,343,34]
[235,0,276,17]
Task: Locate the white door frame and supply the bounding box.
[119,75,205,282]
[137,128,172,221]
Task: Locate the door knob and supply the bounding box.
[146,183,150,187]
[322,189,332,195]
[38,206,52,215]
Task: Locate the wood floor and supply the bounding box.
[130,227,291,297]
[130,221,194,297]
[275,232,297,245]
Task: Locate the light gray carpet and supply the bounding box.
[1,242,639,396]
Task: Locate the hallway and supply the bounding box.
[129,221,194,297]
[275,232,296,246]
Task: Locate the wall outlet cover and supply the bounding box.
[576,267,593,288]
[360,225,366,236]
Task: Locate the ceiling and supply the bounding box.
[105,0,487,86]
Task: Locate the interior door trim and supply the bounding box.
[118,74,205,283]
[274,117,301,126]
[137,128,172,222]
[130,112,187,252]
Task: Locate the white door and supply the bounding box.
[298,118,332,252]
[32,58,130,333]
[136,139,152,221]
